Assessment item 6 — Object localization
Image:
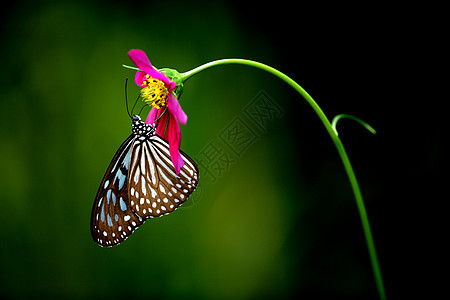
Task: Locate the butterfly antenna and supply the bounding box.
[125,77,131,118]
[130,92,141,117]
[138,104,148,117]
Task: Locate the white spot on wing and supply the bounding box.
[144,142,156,184]
[159,184,166,194]
[141,177,147,195]
[134,166,140,183]
[140,150,146,175]
[150,187,157,198]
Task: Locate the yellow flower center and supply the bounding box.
[140,75,168,109]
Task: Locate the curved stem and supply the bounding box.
[182,59,386,300]
[332,114,377,136]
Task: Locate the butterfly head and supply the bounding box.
[132,114,141,122]
[131,115,155,137]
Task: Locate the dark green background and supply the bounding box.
[0,0,442,299]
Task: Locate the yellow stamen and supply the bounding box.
[140,75,168,109]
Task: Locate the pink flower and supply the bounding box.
[128,49,187,174]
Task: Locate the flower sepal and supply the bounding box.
[159,68,184,99]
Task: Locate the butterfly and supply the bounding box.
[91,114,199,247]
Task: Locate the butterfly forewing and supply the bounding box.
[91,135,143,247]
[128,134,199,219]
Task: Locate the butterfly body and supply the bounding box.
[91,115,199,247]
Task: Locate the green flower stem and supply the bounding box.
[332,114,377,136]
[181,59,386,300]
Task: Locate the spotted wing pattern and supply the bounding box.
[128,134,199,219]
[91,115,199,247]
[91,135,144,247]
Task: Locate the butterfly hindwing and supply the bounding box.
[128,134,199,219]
[91,135,144,247]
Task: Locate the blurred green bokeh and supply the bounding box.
[0,0,385,298]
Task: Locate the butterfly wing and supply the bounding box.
[128,134,199,219]
[91,135,144,247]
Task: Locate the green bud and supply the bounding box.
[159,68,184,99]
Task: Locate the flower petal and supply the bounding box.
[152,110,184,174]
[167,94,187,125]
[166,116,184,174]
[153,109,167,138]
[145,107,158,125]
[128,49,153,72]
[135,71,147,87]
[128,49,172,86]
[149,70,172,86]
